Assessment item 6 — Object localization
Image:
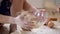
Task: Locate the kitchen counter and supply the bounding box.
[10,21,60,34]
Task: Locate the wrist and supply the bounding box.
[8,17,16,24]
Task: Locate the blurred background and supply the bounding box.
[26,0,60,22]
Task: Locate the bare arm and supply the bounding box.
[23,0,38,12]
[0,15,15,24]
[10,0,24,17]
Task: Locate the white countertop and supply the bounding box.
[10,21,60,34]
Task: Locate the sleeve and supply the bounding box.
[0,0,11,16]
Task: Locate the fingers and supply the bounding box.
[22,24,32,29]
[22,22,35,30]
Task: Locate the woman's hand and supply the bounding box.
[15,15,35,31]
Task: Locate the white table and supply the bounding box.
[6,21,60,34]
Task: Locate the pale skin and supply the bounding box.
[0,0,37,23]
[10,0,37,17]
[0,0,38,33]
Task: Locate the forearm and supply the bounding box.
[23,0,38,12]
[0,15,16,24]
[10,0,24,17]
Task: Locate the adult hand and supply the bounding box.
[15,14,35,31]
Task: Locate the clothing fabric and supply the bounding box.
[0,0,11,16]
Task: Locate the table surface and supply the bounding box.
[10,21,60,34]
